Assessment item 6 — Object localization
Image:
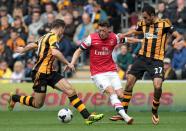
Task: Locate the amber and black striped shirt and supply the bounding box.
[136,18,175,61]
[33,32,59,74]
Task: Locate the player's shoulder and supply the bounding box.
[48,32,58,43]
[89,32,99,39]
[137,19,145,26]
[159,18,172,27]
[48,32,57,38]
[90,32,98,37]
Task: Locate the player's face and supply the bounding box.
[142,12,153,25]
[98,26,109,39]
[58,27,65,36]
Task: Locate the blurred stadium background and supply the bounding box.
[0,0,186,131]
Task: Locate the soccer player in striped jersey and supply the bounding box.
[110,4,183,125]
[8,19,104,125]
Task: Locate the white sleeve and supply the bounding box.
[80,35,92,49]
[116,34,121,44]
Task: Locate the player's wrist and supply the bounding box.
[124,37,128,43]
[121,37,128,44]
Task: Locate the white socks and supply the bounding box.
[110,94,131,121]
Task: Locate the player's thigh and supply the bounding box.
[104,86,116,96]
[128,58,146,79]
[91,73,111,93]
[33,92,46,105]
[147,60,164,80]
[32,71,47,93]
[54,79,76,96]
[109,72,123,91]
[47,71,64,88]
[48,72,76,96]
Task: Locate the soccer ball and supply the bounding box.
[57,108,73,123]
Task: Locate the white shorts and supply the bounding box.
[91,72,123,93]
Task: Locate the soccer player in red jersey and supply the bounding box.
[70,20,143,124]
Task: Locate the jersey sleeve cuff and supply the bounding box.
[80,42,88,50]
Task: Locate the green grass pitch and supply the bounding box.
[0,111,186,131]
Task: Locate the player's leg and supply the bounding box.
[54,78,91,119]
[110,74,136,121]
[8,72,47,111]
[8,92,46,110]
[121,74,137,112]
[49,72,103,124]
[148,60,164,125]
[110,88,125,121]
[92,72,133,124]
[152,78,163,125]
[110,58,145,121]
[105,86,133,124]
[120,58,145,113]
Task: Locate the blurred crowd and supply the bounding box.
[0,0,186,83]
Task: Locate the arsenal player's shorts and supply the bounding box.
[91,71,122,93]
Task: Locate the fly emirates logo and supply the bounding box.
[94,47,111,56]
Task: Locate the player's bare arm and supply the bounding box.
[122,29,143,37]
[71,48,83,65]
[118,34,143,44]
[15,42,38,54]
[51,48,75,71]
[125,37,143,43]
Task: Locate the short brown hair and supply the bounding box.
[51,19,66,29]
[98,20,110,27]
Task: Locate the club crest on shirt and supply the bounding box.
[110,40,114,45]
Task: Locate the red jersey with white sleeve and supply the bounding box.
[80,32,121,76]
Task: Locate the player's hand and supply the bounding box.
[172,39,178,45]
[117,33,125,39]
[15,47,24,54]
[64,63,75,72]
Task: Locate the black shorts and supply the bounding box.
[31,71,64,93]
[128,56,164,80]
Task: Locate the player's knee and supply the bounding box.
[117,91,124,98]
[153,81,162,89]
[65,87,76,97]
[125,82,133,92]
[33,101,44,109]
[105,86,115,95]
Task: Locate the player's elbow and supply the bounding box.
[76,48,83,55]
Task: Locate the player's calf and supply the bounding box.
[110,94,133,124]
[32,99,44,108]
[10,94,35,107]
